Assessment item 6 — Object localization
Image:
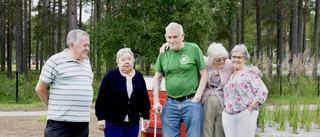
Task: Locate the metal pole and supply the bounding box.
[280,75,282,96]
[16,71,18,104]
[317,76,320,96]
[154,113,157,137]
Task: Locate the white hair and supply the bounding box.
[66,29,89,48]
[207,42,229,64]
[116,48,135,63]
[165,22,184,35]
[230,44,250,60]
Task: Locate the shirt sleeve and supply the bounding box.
[39,58,58,84]
[194,45,206,70]
[154,53,164,73]
[249,74,268,105]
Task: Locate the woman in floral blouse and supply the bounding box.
[222,44,268,137]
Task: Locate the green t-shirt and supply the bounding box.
[154,42,206,98]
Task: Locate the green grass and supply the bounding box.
[35,116,47,122]
[264,96,320,106]
[0,102,45,108]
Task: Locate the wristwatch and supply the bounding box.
[195,95,201,101]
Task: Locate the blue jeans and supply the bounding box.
[103,121,139,137]
[161,97,203,137]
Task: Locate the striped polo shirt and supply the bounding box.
[39,49,94,122]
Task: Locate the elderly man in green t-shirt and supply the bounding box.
[153,22,208,137]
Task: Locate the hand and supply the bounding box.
[97,120,106,131]
[152,103,162,114]
[191,97,200,102]
[249,66,262,77]
[247,105,254,113]
[159,43,169,54]
[143,119,150,130]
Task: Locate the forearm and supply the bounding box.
[153,72,163,104]
[35,81,49,106]
[153,77,161,104]
[195,68,208,97]
[35,89,49,106]
[250,101,260,109]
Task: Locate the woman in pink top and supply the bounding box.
[222,44,268,137]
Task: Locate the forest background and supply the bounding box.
[0,0,320,104]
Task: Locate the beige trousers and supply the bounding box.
[201,95,225,137]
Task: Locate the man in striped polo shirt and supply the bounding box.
[35,29,93,137]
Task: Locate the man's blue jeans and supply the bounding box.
[161,97,203,137]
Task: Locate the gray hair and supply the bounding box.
[207,42,229,64]
[230,44,250,60]
[116,48,135,63]
[66,29,89,48]
[165,22,184,35]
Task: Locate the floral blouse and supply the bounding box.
[223,68,268,114]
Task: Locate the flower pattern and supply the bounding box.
[223,68,268,114]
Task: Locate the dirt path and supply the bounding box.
[0,106,104,137]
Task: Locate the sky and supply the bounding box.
[31,0,91,23]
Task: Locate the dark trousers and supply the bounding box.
[44,120,89,137]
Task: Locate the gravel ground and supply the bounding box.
[256,121,320,137]
[0,112,104,137]
[1,105,320,137]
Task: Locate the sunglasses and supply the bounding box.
[214,56,227,62]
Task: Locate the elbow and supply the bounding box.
[35,85,41,95]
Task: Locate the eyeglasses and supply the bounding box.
[214,56,227,62]
[231,56,244,60]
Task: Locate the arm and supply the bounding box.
[191,68,208,102]
[248,66,263,78]
[152,71,163,114]
[35,81,50,106]
[248,75,268,112]
[248,101,261,113]
[159,43,169,54]
[95,75,109,131]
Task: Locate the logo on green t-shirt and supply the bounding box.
[179,55,189,64]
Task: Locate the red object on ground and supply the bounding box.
[141,90,186,137]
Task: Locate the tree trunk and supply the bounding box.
[241,0,245,44]
[236,6,240,45]
[256,0,263,70]
[0,2,5,72]
[95,0,101,81]
[289,0,298,75]
[52,0,56,54]
[267,26,273,76]
[79,0,82,28]
[15,0,23,75]
[66,0,77,34]
[7,24,12,78]
[57,0,62,52]
[23,0,28,79]
[7,0,12,78]
[36,0,41,71]
[313,0,320,78]
[229,19,235,52]
[28,0,31,70]
[90,0,94,68]
[48,0,52,56]
[277,0,283,79]
[145,56,150,76]
[297,0,303,53]
[140,55,145,71]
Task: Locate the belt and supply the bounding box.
[168,93,195,102]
